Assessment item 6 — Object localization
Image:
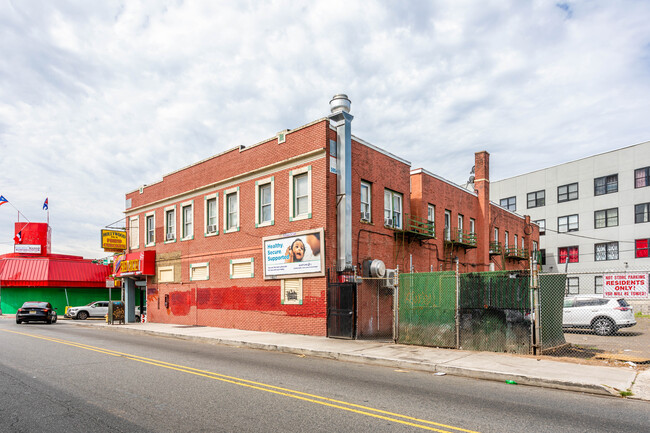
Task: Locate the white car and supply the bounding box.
[66,301,110,320]
[563,295,636,335]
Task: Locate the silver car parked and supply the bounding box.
[563,295,636,335]
[66,301,110,320]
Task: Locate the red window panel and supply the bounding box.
[558,247,568,263]
[559,246,579,263]
[568,246,579,263]
[636,239,649,258]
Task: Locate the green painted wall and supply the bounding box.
[0,287,122,314]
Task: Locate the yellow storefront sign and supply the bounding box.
[101,229,127,252]
[120,259,140,273]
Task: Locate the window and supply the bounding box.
[532,241,538,252]
[224,187,240,233]
[494,227,499,242]
[165,206,176,242]
[360,181,371,222]
[539,249,546,266]
[255,177,274,228]
[636,239,650,258]
[281,278,303,305]
[594,174,618,195]
[145,212,155,246]
[514,234,518,248]
[458,214,464,232]
[500,196,516,211]
[558,182,578,202]
[384,189,403,229]
[594,276,603,294]
[527,190,545,208]
[129,216,139,249]
[595,242,618,261]
[566,277,579,295]
[534,219,545,235]
[504,231,509,247]
[558,246,579,263]
[289,166,311,220]
[470,218,475,234]
[444,210,451,240]
[158,266,174,283]
[204,193,218,235]
[181,201,193,240]
[635,203,650,223]
[558,214,579,232]
[635,166,650,188]
[521,236,525,249]
[427,204,435,224]
[190,262,209,281]
[594,208,618,229]
[230,258,254,278]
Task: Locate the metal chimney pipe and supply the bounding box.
[329,94,353,271]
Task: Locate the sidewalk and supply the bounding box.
[5,315,649,401]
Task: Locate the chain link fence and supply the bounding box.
[397,266,650,364]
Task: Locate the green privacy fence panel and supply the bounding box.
[538,274,567,352]
[1,287,121,314]
[459,271,532,354]
[398,272,457,348]
[459,271,530,310]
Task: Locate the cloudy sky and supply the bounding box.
[1,0,649,259]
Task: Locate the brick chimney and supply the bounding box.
[474,151,490,271]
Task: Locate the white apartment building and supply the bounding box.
[491,141,650,296]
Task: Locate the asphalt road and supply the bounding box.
[1,319,648,433]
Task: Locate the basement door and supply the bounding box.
[327,281,356,339]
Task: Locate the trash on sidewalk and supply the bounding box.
[433,372,446,376]
[505,380,517,385]
[626,361,637,368]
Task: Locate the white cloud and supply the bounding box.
[1,0,649,258]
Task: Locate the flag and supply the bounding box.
[43,198,48,210]
[14,231,22,244]
[0,195,8,206]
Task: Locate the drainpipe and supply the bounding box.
[329,94,354,271]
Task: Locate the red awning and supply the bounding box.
[0,256,112,288]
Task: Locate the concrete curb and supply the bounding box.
[80,323,625,397]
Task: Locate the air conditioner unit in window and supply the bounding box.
[207,224,217,233]
[166,233,175,241]
[384,217,393,227]
[361,211,370,222]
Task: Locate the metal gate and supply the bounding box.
[327,270,356,339]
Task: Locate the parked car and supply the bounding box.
[563,295,636,335]
[16,301,57,324]
[66,301,110,320]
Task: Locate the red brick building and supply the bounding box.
[123,95,538,338]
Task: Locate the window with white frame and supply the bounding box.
[566,277,579,295]
[594,276,603,294]
[533,241,538,252]
[470,218,475,234]
[281,278,303,305]
[181,201,193,240]
[558,214,579,232]
[521,236,525,249]
[458,214,464,232]
[514,234,518,249]
[505,231,509,247]
[145,212,155,246]
[190,262,209,281]
[595,242,618,261]
[444,210,451,240]
[129,216,139,249]
[255,177,274,228]
[384,189,403,229]
[494,227,499,242]
[165,206,176,242]
[224,187,240,233]
[230,258,254,279]
[289,166,311,221]
[534,219,545,235]
[594,208,618,229]
[360,181,371,222]
[427,204,435,224]
[205,193,218,235]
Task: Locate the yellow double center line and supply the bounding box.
[3,329,479,433]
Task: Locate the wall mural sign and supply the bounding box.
[263,228,324,279]
[603,273,649,299]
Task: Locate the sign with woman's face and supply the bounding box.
[262,228,324,279]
